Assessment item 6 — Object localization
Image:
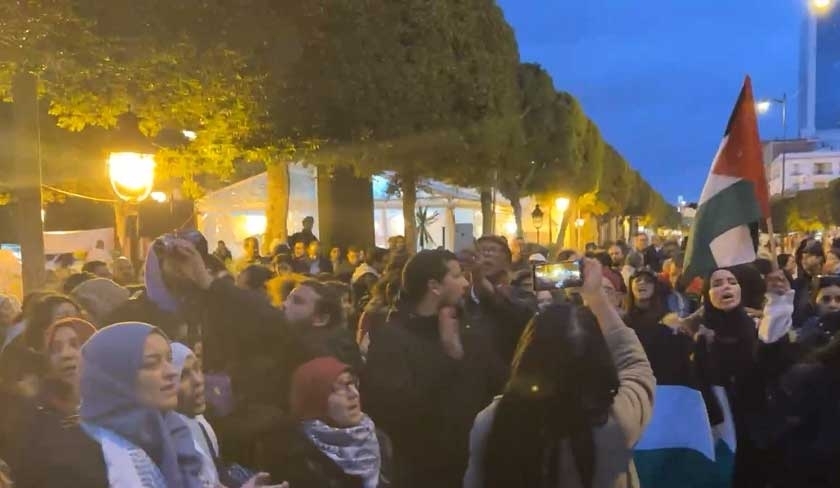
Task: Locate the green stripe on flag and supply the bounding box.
[685,179,762,279]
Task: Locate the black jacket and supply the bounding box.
[362,309,505,488]
[766,362,840,488]
[7,399,107,488]
[463,284,536,365]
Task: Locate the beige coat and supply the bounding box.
[463,326,655,488]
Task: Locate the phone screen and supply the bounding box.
[533,261,582,291]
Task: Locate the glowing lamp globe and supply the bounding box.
[107,112,157,203]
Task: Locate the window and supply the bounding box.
[791,163,802,176]
[815,162,834,175]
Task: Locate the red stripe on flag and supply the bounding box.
[710,76,770,217]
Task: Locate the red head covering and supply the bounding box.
[290,356,350,421]
[602,268,626,294]
[44,317,97,351]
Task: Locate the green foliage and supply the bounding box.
[771,188,835,233]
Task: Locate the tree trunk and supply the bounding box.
[509,191,523,237]
[480,189,493,236]
[265,162,290,254]
[12,71,45,293]
[556,203,574,249]
[400,173,418,252]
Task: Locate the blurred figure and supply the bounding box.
[213,240,233,264]
[329,246,342,274]
[387,235,406,253]
[85,240,111,264]
[510,236,529,272]
[0,295,21,348]
[335,246,362,283]
[235,237,265,274]
[19,294,82,352]
[236,264,274,301]
[82,260,112,279]
[289,216,319,249]
[608,244,626,271]
[71,278,131,328]
[307,241,333,275]
[291,241,311,274]
[111,256,137,287]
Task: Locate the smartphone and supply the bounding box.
[533,261,583,291]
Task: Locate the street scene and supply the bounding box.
[0,1,838,487]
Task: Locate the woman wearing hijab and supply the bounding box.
[693,267,794,488]
[77,322,204,487]
[8,318,105,487]
[267,356,391,488]
[464,258,655,488]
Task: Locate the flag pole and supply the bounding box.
[766,218,779,270]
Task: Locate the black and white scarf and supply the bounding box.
[302,415,381,488]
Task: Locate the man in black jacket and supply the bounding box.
[363,250,505,488]
[465,235,536,365]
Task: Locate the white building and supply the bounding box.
[767,149,840,196]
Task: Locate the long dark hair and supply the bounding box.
[482,304,619,488]
[23,293,81,352]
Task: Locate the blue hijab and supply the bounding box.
[80,322,202,488]
[145,248,181,314]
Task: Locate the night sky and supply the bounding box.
[497,0,804,203]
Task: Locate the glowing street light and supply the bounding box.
[810,0,834,14]
[150,191,168,203]
[555,197,570,213]
[755,100,772,114]
[182,130,197,141]
[107,113,157,204]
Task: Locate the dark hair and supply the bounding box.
[23,294,81,351]
[626,270,666,316]
[401,249,458,304]
[244,236,260,252]
[0,342,44,387]
[365,247,389,266]
[299,279,344,329]
[777,253,792,270]
[347,245,360,254]
[556,249,577,262]
[63,272,96,294]
[239,264,274,291]
[81,261,108,274]
[483,304,618,488]
[476,235,512,262]
[592,251,612,268]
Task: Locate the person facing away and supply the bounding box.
[289,216,319,249]
[464,258,655,488]
[267,357,392,488]
[362,249,505,488]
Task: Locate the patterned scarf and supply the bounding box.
[302,415,381,488]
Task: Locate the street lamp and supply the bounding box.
[810,0,834,14]
[107,112,157,269]
[531,204,544,244]
[108,112,157,204]
[756,93,787,197]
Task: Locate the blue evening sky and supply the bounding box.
[496,0,806,203]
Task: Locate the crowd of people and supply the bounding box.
[0,218,837,487]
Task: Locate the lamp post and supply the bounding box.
[108,112,157,267]
[531,204,544,245]
[757,93,787,197]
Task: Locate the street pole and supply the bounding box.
[781,92,787,198]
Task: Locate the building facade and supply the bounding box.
[767,149,840,197]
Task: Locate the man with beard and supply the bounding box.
[465,236,536,365]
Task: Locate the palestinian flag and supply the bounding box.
[632,324,733,488]
[684,76,770,280]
